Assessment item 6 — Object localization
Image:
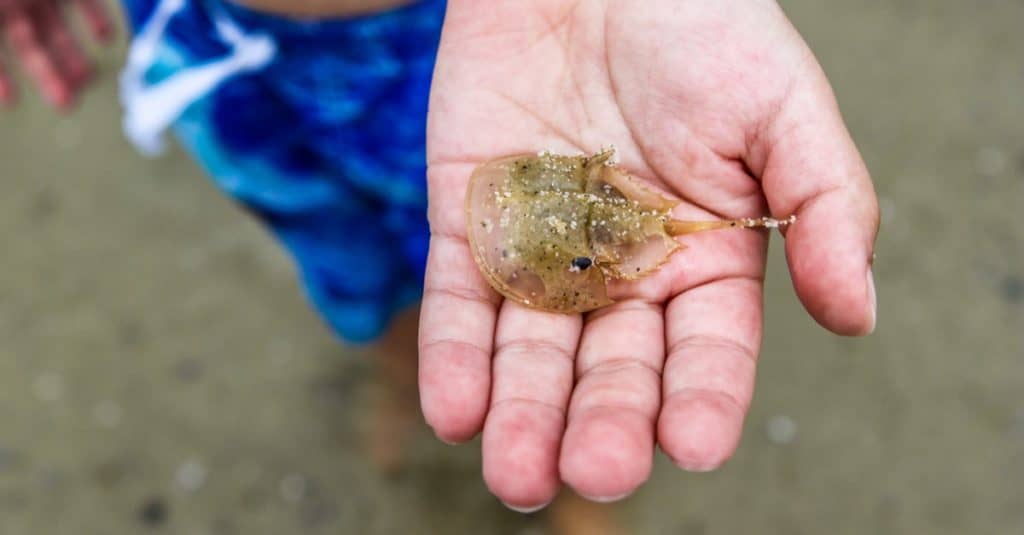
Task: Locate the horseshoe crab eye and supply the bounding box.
[569,256,593,272]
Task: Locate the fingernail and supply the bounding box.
[579,491,632,503]
[677,461,721,473]
[503,501,550,514]
[866,267,877,334]
[670,454,723,473]
[437,436,459,446]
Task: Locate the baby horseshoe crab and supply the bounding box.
[465,148,795,313]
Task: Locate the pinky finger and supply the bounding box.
[72,0,114,42]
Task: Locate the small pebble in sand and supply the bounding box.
[138,497,169,527]
[766,415,798,445]
[176,458,207,493]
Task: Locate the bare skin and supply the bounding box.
[420,0,879,511]
[0,0,113,108]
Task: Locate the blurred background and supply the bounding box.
[1,0,1022,533]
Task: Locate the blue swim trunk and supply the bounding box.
[119,0,446,342]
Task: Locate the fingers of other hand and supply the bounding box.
[0,0,113,108]
[72,0,113,42]
[37,1,91,86]
[660,277,762,471]
[2,5,71,106]
[560,300,663,502]
[482,302,581,511]
[758,67,879,336]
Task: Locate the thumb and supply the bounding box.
[753,56,879,336]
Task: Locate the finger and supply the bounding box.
[71,0,113,42]
[0,56,14,104]
[37,0,92,86]
[559,300,662,502]
[482,302,581,511]
[3,6,72,107]
[418,232,500,443]
[753,64,879,336]
[659,276,763,472]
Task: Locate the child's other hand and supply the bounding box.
[0,0,113,109]
[420,0,879,511]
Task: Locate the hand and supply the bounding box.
[0,0,113,108]
[420,0,878,510]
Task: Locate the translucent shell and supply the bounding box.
[465,149,794,314]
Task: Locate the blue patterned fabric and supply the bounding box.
[120,0,445,342]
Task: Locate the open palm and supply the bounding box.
[419,0,878,511]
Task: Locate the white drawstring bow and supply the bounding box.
[119,0,277,156]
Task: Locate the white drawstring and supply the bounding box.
[119,0,277,156]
